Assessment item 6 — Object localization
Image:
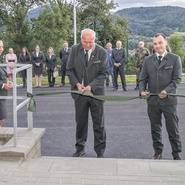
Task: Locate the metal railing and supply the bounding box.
[0,64,33,147]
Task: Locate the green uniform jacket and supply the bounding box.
[67,43,109,100]
[139,52,182,106]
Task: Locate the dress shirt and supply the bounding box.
[156,51,168,60]
[84,44,95,61]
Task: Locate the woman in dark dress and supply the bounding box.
[0,40,13,127]
[19,47,31,87]
[45,47,57,87]
[31,45,44,87]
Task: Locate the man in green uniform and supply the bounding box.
[139,33,182,160]
[135,41,150,90]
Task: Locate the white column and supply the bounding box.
[73,0,77,44]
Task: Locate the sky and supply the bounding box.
[114,0,185,11]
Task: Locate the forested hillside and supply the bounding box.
[115,6,185,37]
[28,6,185,38]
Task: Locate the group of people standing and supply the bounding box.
[27,44,70,88]
[105,40,150,91]
[1,39,151,91]
[67,29,182,160]
[0,29,183,160]
[0,40,70,127]
[105,41,127,91]
[2,43,71,88]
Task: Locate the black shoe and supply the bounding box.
[72,150,85,157]
[97,154,104,158]
[173,153,181,160]
[153,153,162,159]
[113,87,118,91]
[123,88,128,91]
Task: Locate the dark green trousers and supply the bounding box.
[74,95,106,155]
[147,103,182,156]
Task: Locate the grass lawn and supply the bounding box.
[16,75,185,86]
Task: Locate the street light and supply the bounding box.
[73,0,77,44]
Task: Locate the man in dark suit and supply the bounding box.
[67,29,109,158]
[112,40,127,91]
[59,41,71,86]
[139,33,182,160]
[0,40,13,127]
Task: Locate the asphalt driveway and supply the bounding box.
[5,83,185,160]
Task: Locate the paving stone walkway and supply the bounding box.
[0,157,185,185]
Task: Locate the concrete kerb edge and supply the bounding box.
[0,127,45,160]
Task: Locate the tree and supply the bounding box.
[31,2,73,54]
[169,32,184,55]
[76,0,128,46]
[77,0,115,30]
[168,32,185,72]
[0,0,46,54]
[108,14,128,47]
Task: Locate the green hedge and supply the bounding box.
[16,75,185,86]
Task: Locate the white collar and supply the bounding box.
[156,51,167,59]
[84,44,95,54]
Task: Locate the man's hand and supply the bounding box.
[4,81,13,90]
[158,90,167,99]
[76,83,85,91]
[82,85,91,95]
[114,63,119,67]
[76,83,91,95]
[140,91,150,96]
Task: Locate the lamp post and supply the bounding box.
[73,0,77,44]
[125,37,129,74]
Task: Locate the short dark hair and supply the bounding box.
[154,33,166,40]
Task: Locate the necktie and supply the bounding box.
[85,50,88,67]
[158,56,162,65]
[84,50,89,86]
